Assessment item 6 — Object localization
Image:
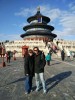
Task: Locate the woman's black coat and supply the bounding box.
[24,55,34,76]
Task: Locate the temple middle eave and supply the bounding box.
[23,24,54,31]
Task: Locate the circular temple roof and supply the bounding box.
[20,30,57,39]
[27,10,50,23]
[23,24,54,31]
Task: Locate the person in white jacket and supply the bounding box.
[67,50,71,61]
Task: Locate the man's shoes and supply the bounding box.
[25,92,29,94]
[35,88,39,92]
[43,90,47,94]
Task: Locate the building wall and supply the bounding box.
[4,39,75,57]
[4,39,49,57]
[54,39,75,51]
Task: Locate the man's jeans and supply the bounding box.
[35,73,46,92]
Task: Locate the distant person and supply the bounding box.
[5,53,8,62]
[33,47,47,94]
[46,53,51,66]
[61,49,65,61]
[56,41,59,46]
[52,45,57,53]
[24,49,34,94]
[67,50,71,61]
[7,51,11,63]
[72,52,75,59]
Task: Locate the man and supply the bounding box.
[7,51,11,63]
[33,47,47,94]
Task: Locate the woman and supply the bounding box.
[24,49,34,94]
[46,53,51,66]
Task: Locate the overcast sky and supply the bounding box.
[0,0,75,41]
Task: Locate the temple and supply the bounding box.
[20,7,57,41]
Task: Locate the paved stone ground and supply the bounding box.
[0,57,75,100]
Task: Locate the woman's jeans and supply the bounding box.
[25,76,33,93]
[35,73,46,92]
[47,60,50,65]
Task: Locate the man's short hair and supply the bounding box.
[33,47,39,51]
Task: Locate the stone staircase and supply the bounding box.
[53,40,70,57]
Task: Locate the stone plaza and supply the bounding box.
[0,57,75,100]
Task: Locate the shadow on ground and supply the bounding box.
[46,71,72,92]
[51,62,61,66]
[2,71,72,92]
[6,77,26,85]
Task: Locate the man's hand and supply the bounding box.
[26,74,29,76]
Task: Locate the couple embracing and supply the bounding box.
[24,47,47,94]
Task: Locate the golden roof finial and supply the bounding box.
[37,6,40,12]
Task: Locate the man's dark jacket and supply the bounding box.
[34,51,46,73]
[24,55,34,76]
